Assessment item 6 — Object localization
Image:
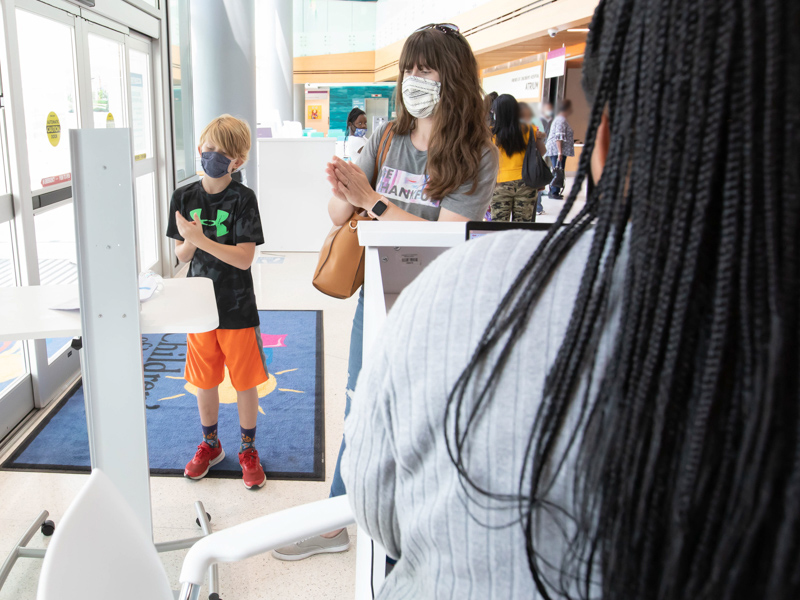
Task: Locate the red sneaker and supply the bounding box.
[239,447,267,490]
[184,441,225,480]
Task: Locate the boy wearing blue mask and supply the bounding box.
[166,114,268,490]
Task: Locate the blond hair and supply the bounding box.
[198,114,251,163]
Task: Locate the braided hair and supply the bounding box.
[445,0,800,598]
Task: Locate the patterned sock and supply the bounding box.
[240,425,256,453]
[202,423,219,448]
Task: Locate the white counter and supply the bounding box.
[257,137,337,252]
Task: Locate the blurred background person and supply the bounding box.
[518,101,534,125]
[538,99,554,139]
[485,90,498,128]
[344,107,368,159]
[545,99,574,199]
[489,94,545,222]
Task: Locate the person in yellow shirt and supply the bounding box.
[490,94,547,221]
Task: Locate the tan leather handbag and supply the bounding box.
[312,124,395,299]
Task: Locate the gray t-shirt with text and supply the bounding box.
[357,122,499,221]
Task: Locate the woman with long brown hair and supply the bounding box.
[272,23,498,561]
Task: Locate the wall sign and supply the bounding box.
[46,111,61,147]
[308,105,322,120]
[545,47,566,79]
[482,62,543,102]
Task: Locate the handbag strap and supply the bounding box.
[371,122,396,188]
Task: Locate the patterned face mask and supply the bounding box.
[201,151,232,179]
[402,75,441,119]
[353,128,367,137]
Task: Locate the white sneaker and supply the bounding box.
[271,529,350,561]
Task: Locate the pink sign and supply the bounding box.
[41,173,72,187]
[545,47,567,79]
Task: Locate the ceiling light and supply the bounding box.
[567,28,590,32]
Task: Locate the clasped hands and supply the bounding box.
[325,156,382,212]
[174,211,205,246]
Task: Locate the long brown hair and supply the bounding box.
[394,28,493,201]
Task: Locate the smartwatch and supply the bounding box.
[369,199,389,218]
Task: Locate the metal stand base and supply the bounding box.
[0,510,51,590]
[0,501,220,599]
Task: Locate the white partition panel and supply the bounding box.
[70,128,152,536]
[257,138,337,252]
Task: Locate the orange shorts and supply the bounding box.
[185,327,269,392]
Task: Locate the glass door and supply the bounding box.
[1,2,162,428]
[127,36,161,274]
[11,1,82,408]
[0,26,30,439]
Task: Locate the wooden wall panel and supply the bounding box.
[294,0,596,84]
[293,51,377,84]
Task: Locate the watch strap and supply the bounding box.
[370,199,389,217]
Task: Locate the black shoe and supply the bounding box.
[550,193,564,200]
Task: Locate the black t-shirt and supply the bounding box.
[166,180,264,329]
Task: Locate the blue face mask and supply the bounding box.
[353,128,367,138]
[201,151,232,179]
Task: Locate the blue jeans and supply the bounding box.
[329,287,364,498]
[548,155,567,196]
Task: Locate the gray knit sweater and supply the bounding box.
[342,228,623,599]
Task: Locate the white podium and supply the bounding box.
[355,220,466,598]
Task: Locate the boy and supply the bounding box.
[166,114,268,490]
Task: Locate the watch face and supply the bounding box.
[372,200,388,216]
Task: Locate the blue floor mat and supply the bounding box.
[1,310,325,481]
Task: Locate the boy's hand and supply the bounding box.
[175,211,204,245]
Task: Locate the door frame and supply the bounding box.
[0,0,83,409]
[0,0,171,417]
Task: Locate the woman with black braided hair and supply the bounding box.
[340,0,800,598]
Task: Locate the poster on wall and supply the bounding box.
[545,47,566,79]
[352,98,366,111]
[308,105,322,120]
[481,61,543,102]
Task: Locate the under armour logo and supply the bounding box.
[190,208,229,237]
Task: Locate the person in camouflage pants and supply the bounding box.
[490,180,538,222]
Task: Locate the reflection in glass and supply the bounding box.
[34,203,77,363]
[88,34,127,130]
[129,49,153,160]
[136,173,158,270]
[169,0,195,182]
[0,222,27,392]
[16,9,79,192]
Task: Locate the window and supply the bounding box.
[16,9,80,192]
[34,203,77,363]
[0,222,27,392]
[88,33,127,130]
[129,49,154,161]
[135,172,158,270]
[168,0,195,183]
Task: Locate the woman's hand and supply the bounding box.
[326,156,382,211]
[325,161,349,204]
[175,211,205,245]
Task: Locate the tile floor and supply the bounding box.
[0,182,584,599]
